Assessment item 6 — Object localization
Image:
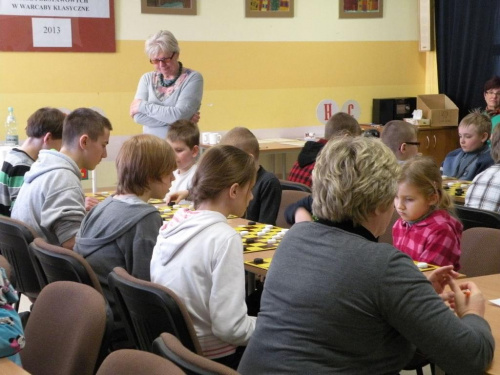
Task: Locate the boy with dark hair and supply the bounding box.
[220,127,281,225]
[288,112,360,187]
[0,107,65,216]
[165,120,199,204]
[12,108,112,249]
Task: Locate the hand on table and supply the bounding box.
[449,279,486,318]
[165,190,189,204]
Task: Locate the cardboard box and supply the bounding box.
[417,94,459,127]
[403,118,431,126]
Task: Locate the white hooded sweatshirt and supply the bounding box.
[150,208,256,359]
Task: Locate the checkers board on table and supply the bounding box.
[234,222,288,253]
[245,257,440,273]
[442,179,471,204]
[85,191,113,201]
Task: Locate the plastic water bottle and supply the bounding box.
[5,107,18,146]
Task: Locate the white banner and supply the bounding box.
[32,18,72,47]
[0,0,109,18]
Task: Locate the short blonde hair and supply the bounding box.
[381,120,418,156]
[145,30,180,58]
[312,137,400,225]
[220,127,260,160]
[459,109,491,138]
[116,134,176,196]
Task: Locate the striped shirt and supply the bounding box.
[0,148,34,216]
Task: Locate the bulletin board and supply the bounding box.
[0,0,115,52]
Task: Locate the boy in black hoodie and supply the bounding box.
[287,112,360,187]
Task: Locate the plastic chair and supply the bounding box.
[21,281,107,375]
[27,237,104,294]
[0,216,41,307]
[107,267,202,354]
[279,179,312,193]
[460,227,500,277]
[153,333,239,375]
[455,205,500,230]
[27,237,118,359]
[276,190,311,228]
[96,349,186,375]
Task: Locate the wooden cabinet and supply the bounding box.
[417,126,459,165]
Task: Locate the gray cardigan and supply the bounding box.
[239,221,494,375]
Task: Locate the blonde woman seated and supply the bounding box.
[238,136,494,375]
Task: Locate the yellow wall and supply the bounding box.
[0,0,437,186]
[0,0,434,136]
[0,40,427,136]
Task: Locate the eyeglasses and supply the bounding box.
[405,141,421,146]
[485,91,500,97]
[150,52,176,65]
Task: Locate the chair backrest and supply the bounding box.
[153,333,239,375]
[275,190,311,228]
[279,179,312,193]
[21,281,107,375]
[96,349,186,375]
[378,209,401,246]
[455,205,500,230]
[28,237,103,294]
[107,267,202,354]
[0,216,41,300]
[460,227,500,277]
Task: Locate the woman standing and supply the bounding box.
[483,75,500,134]
[130,30,203,139]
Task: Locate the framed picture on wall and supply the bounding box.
[339,0,383,19]
[245,0,294,18]
[141,0,197,15]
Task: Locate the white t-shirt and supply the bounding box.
[167,163,197,204]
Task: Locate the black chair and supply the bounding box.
[28,237,104,293]
[278,179,312,193]
[0,216,41,308]
[455,205,500,230]
[153,333,239,375]
[107,267,202,354]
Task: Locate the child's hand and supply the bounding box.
[85,197,99,211]
[165,190,189,204]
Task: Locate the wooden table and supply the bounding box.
[0,358,30,374]
[201,138,305,178]
[456,274,500,375]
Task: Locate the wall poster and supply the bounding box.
[0,0,115,52]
